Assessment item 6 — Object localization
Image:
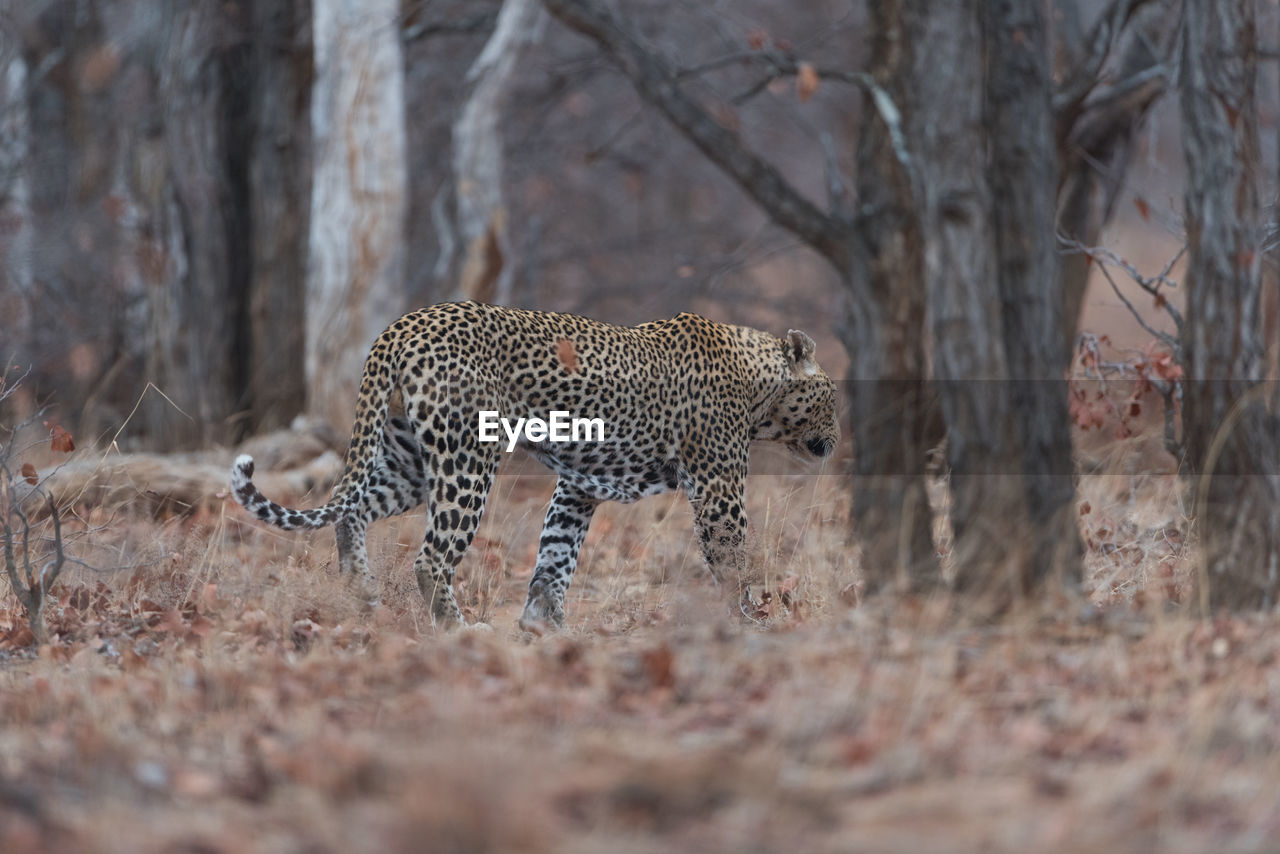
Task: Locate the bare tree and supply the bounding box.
[1179,0,1280,611]
[244,0,312,434]
[7,1,312,449]
[985,0,1081,588]
[539,0,1084,604]
[439,0,545,305]
[307,0,408,432]
[1054,0,1177,351]
[846,0,937,594]
[148,1,250,448]
[909,0,1030,602]
[17,2,138,442]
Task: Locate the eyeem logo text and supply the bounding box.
[478,411,606,452]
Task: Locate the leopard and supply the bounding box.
[230,300,839,631]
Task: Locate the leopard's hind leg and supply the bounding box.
[412,394,503,628]
[337,412,432,606]
[519,480,599,631]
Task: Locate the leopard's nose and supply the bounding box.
[807,438,834,458]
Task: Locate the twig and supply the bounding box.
[1053,0,1157,115]
[541,0,851,271]
[1058,235,1184,341]
[1064,238,1186,461]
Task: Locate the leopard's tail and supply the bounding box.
[229,318,408,530]
[230,454,344,529]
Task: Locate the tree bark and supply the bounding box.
[307,0,408,432]
[442,0,544,305]
[18,2,136,441]
[908,0,1030,604]
[245,0,311,434]
[847,0,939,594]
[1180,0,1280,611]
[0,52,32,384]
[148,1,250,449]
[985,0,1081,588]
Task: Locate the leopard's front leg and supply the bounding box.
[685,466,753,606]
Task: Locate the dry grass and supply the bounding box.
[2,435,1278,853]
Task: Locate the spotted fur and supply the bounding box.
[231,301,839,630]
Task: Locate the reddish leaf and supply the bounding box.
[1128,401,1141,418]
[20,462,37,485]
[640,644,675,689]
[1153,291,1167,309]
[1079,501,1092,516]
[556,338,579,373]
[1133,196,1151,222]
[45,422,75,453]
[746,28,768,50]
[796,63,820,103]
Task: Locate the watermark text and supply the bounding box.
[478,410,606,452]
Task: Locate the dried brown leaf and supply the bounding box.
[796,62,820,103]
[45,421,75,453]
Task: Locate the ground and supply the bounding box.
[2,440,1277,853]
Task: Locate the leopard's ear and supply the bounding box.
[785,329,817,366]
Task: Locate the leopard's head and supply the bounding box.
[754,330,840,460]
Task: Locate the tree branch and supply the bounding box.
[402,11,499,42]
[1058,235,1185,345]
[674,47,916,204]
[1053,0,1159,116]
[540,0,851,273]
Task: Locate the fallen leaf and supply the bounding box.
[21,462,37,485]
[45,422,75,453]
[641,644,675,689]
[796,62,820,103]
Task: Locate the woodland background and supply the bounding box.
[3,0,1280,851]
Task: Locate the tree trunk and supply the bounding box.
[847,0,940,594]
[984,0,1081,588]
[441,0,544,305]
[0,52,32,385]
[908,0,1030,605]
[1180,0,1279,611]
[245,0,311,434]
[147,1,250,449]
[18,2,136,441]
[307,0,408,432]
